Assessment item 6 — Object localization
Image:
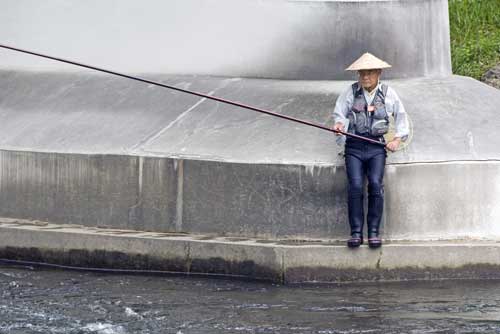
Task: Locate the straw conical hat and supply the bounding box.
[345,52,392,71]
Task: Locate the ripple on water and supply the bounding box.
[124,307,142,318]
[83,322,127,334]
[305,306,371,313]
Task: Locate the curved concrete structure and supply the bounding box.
[0,0,499,256]
[0,0,451,79]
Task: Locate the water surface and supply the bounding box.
[1,265,500,333]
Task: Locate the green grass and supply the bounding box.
[449,0,500,79]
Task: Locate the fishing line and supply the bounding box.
[0,258,274,282]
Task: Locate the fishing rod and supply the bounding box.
[0,43,385,147]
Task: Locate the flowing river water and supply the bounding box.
[1,264,500,333]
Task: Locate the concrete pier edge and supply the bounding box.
[2,218,500,284]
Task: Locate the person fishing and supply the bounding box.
[333,52,409,249]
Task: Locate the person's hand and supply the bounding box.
[333,122,345,136]
[386,137,401,152]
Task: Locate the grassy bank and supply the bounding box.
[449,0,500,79]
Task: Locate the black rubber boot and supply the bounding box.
[347,233,364,248]
[367,218,382,248]
[367,180,384,249]
[367,221,382,248]
[347,190,364,248]
[368,236,382,248]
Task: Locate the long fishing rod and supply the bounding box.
[0,43,385,147]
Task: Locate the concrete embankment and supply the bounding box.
[1,72,500,241]
[2,218,500,284]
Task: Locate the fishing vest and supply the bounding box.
[347,82,389,137]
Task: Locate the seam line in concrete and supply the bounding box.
[281,249,285,284]
[2,147,500,169]
[129,85,221,152]
[186,241,192,273]
[175,159,184,232]
[138,156,143,195]
[129,93,213,151]
[387,159,500,166]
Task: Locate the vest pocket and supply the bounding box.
[372,105,387,119]
[370,119,389,136]
[352,101,365,113]
[349,110,369,134]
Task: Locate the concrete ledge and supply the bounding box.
[1,218,500,284]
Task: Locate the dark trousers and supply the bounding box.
[344,137,386,238]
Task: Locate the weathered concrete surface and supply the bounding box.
[2,149,500,240]
[0,70,500,240]
[2,219,500,284]
[0,149,350,238]
[1,71,500,164]
[0,0,451,79]
[0,71,497,245]
[384,161,500,240]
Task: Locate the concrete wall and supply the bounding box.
[0,150,348,239]
[1,148,500,241]
[0,0,451,79]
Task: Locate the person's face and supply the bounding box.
[358,69,381,90]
